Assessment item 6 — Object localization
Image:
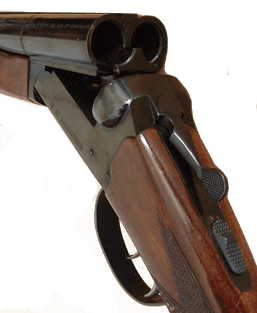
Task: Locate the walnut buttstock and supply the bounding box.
[105,127,257,313]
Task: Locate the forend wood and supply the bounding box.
[0,49,29,100]
[0,12,256,313]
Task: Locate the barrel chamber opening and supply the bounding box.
[131,23,162,62]
[91,20,163,65]
[91,21,125,64]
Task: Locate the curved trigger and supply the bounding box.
[94,189,164,306]
[127,251,140,260]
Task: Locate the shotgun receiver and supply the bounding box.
[0,12,256,312]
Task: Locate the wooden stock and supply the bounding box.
[0,49,29,100]
[105,127,257,312]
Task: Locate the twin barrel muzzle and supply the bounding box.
[87,13,168,73]
[0,13,168,74]
[91,18,164,66]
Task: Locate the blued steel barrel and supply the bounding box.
[0,13,167,74]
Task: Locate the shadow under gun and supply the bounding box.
[0,12,256,313]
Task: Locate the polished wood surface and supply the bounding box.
[0,10,255,313]
[0,49,29,100]
[189,124,257,310]
[106,127,257,312]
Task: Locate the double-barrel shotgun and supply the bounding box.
[0,12,256,312]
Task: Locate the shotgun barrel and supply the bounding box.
[0,12,167,75]
[0,12,257,313]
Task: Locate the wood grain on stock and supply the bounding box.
[106,127,257,313]
[0,50,29,100]
[188,124,257,310]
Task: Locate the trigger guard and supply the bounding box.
[94,189,164,306]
